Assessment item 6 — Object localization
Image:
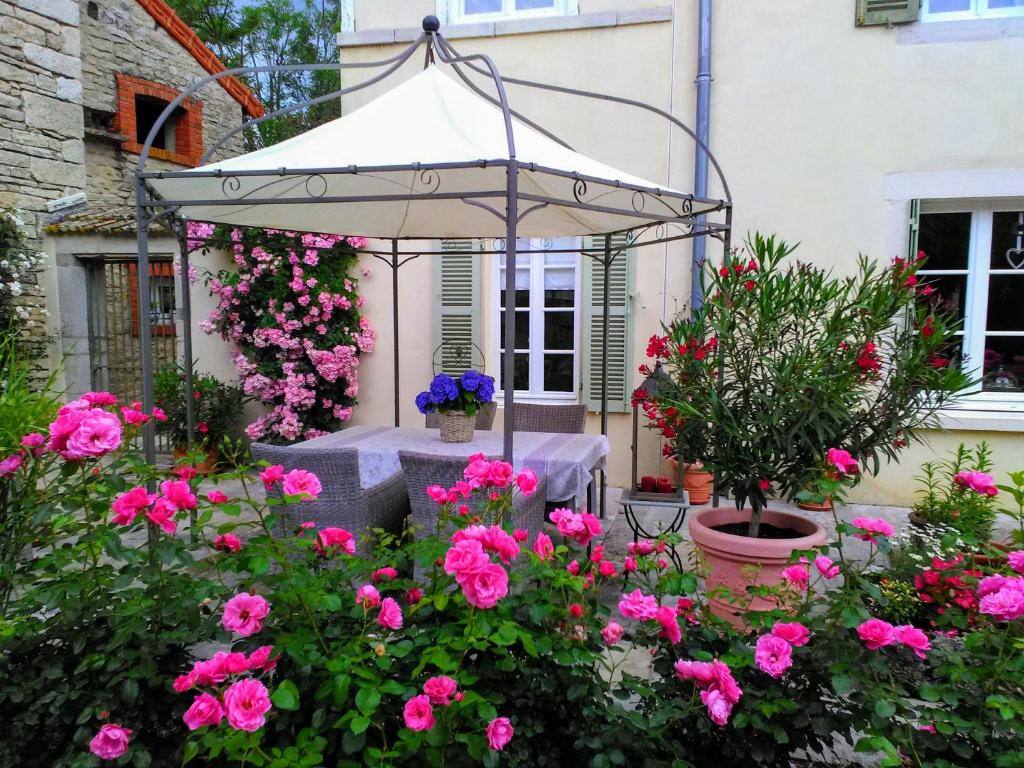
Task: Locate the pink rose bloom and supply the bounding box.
[423,675,458,706]
[628,540,655,556]
[460,563,509,609]
[623,556,638,573]
[314,527,356,556]
[977,574,1010,597]
[857,618,896,650]
[0,453,22,477]
[120,407,148,425]
[814,555,840,579]
[444,539,490,581]
[486,716,514,751]
[953,470,999,497]
[373,567,398,582]
[174,465,198,481]
[598,560,617,578]
[146,497,178,534]
[282,468,322,500]
[780,564,809,590]
[246,645,279,672]
[755,634,793,678]
[223,678,272,732]
[566,559,580,575]
[701,688,733,726]
[214,533,243,553]
[378,596,403,630]
[406,587,424,605]
[655,604,682,644]
[618,589,659,621]
[515,468,538,496]
[826,447,859,476]
[513,528,529,542]
[183,692,224,731]
[222,592,270,636]
[403,694,435,732]
[1008,551,1024,575]
[151,406,167,421]
[979,579,1024,621]
[894,625,931,659]
[160,480,197,510]
[601,621,624,645]
[173,673,194,693]
[259,464,285,489]
[356,585,380,610]
[426,485,451,504]
[711,660,743,704]
[20,432,44,448]
[772,621,811,647]
[89,723,132,759]
[674,659,716,686]
[207,490,229,503]
[57,409,123,460]
[850,516,895,544]
[111,486,155,525]
[83,390,118,406]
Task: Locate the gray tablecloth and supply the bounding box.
[294,425,609,503]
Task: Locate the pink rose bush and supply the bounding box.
[222,592,270,637]
[194,223,374,443]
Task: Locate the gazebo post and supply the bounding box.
[599,233,612,518]
[135,177,157,468]
[174,226,196,452]
[502,160,519,462]
[390,238,401,428]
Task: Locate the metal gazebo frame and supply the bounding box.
[133,17,733,509]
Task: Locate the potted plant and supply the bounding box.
[657,234,971,621]
[415,370,495,443]
[153,366,246,472]
[910,443,1000,544]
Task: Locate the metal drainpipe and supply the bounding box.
[691,0,713,314]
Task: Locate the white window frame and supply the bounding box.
[492,238,581,403]
[922,0,1024,22]
[919,198,1024,413]
[444,0,577,25]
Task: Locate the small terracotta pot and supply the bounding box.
[173,445,219,475]
[797,496,833,512]
[689,507,827,627]
[666,457,713,505]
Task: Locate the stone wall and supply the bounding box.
[0,0,85,344]
[77,0,247,207]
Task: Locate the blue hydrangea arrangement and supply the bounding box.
[415,370,495,416]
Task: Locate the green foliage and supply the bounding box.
[152,365,246,449]
[912,443,999,542]
[0,208,46,331]
[657,233,971,534]
[997,470,1024,546]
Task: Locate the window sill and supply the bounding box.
[337,6,670,47]
[898,16,1024,45]
[934,407,1024,432]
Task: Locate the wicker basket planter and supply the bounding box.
[437,411,475,443]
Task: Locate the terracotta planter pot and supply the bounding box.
[666,457,713,505]
[173,445,219,475]
[689,507,827,627]
[797,496,833,512]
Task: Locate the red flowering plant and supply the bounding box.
[189,222,375,444]
[657,232,971,536]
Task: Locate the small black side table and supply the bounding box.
[618,488,690,572]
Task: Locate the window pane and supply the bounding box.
[987,0,1024,8]
[497,352,529,391]
[986,276,1024,332]
[990,211,1024,270]
[545,251,576,267]
[465,0,502,14]
[516,0,555,8]
[983,337,1024,392]
[545,289,574,308]
[920,274,968,323]
[500,288,531,309]
[544,267,574,291]
[928,0,971,11]
[543,354,574,392]
[499,310,530,349]
[543,311,574,350]
[918,212,972,270]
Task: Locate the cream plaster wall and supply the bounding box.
[338,1,1024,504]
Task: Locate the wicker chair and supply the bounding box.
[511,403,588,435]
[425,402,497,430]
[398,450,548,544]
[250,442,409,554]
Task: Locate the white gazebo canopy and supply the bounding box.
[147,66,718,239]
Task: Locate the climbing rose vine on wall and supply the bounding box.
[190,222,374,443]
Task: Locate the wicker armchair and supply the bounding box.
[425,402,497,430]
[250,442,409,553]
[398,450,547,544]
[511,403,588,434]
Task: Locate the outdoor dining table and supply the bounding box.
[293,425,610,511]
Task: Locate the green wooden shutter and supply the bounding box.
[434,239,481,376]
[907,198,921,260]
[855,0,920,26]
[582,234,634,413]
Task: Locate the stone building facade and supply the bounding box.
[0,0,261,398]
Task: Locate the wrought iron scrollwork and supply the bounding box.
[417,168,441,194]
[304,174,328,198]
[572,178,588,204]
